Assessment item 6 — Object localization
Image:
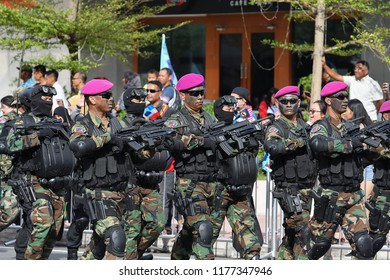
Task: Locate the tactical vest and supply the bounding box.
[316,118,363,190]
[173,108,218,180]
[0,111,18,177]
[271,118,317,188]
[123,115,171,186]
[18,115,76,179]
[79,115,131,190]
[373,158,390,189]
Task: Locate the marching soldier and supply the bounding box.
[164,73,218,260]
[307,81,372,259]
[211,95,263,259]
[69,79,130,260]
[263,86,317,259]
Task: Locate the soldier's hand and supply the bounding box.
[109,135,124,153]
[351,136,363,149]
[38,128,55,139]
[286,138,305,151]
[203,135,217,151]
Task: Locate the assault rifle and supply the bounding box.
[345,119,390,148]
[116,120,180,151]
[204,115,274,156]
[14,118,70,140]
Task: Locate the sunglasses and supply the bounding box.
[146,89,161,93]
[182,90,205,97]
[99,91,112,99]
[330,94,348,100]
[279,98,298,105]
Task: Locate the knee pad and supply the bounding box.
[371,233,386,257]
[353,231,373,259]
[194,221,213,248]
[307,236,332,260]
[104,225,126,257]
[75,216,89,233]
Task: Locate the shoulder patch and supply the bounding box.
[73,126,86,134]
[311,124,321,134]
[268,126,279,134]
[0,118,6,124]
[166,120,179,128]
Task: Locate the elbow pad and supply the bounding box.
[70,138,97,158]
[309,135,330,154]
[264,139,286,157]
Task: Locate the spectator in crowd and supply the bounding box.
[18,65,35,88]
[341,99,374,196]
[68,72,88,118]
[45,70,70,113]
[258,87,280,119]
[308,100,326,126]
[158,67,175,105]
[322,57,383,121]
[230,87,257,123]
[32,64,46,86]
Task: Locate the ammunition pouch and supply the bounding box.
[73,194,121,223]
[366,200,390,232]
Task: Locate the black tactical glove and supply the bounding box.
[161,136,183,153]
[38,128,55,139]
[109,135,124,153]
[351,136,364,153]
[203,135,217,151]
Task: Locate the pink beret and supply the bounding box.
[321,81,348,97]
[379,100,390,113]
[82,79,113,95]
[274,86,300,99]
[176,73,204,91]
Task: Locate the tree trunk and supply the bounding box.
[311,0,325,104]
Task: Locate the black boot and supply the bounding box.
[67,248,79,260]
[139,254,153,260]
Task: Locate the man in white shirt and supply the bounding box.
[322,57,383,121]
[45,70,70,114]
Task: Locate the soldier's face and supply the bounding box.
[92,94,113,113]
[276,94,300,117]
[328,93,348,114]
[181,86,204,111]
[383,112,390,121]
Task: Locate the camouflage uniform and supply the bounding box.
[264,115,317,260]
[70,112,131,260]
[122,115,166,260]
[308,116,371,259]
[0,110,20,231]
[366,146,390,258]
[164,106,218,260]
[4,114,67,259]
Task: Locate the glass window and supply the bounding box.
[138,23,206,86]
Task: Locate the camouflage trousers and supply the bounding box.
[210,187,262,259]
[124,185,165,260]
[307,187,369,259]
[367,187,390,257]
[171,178,217,260]
[274,187,312,260]
[0,181,20,231]
[81,189,126,260]
[25,181,65,260]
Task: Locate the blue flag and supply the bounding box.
[160,34,178,85]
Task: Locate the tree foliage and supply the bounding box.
[0,0,177,71]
